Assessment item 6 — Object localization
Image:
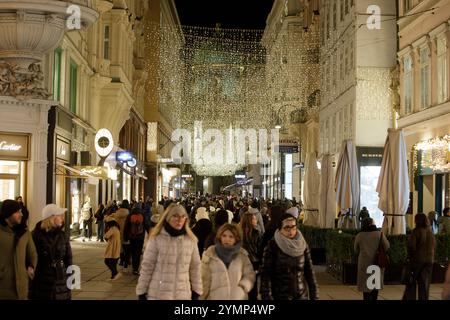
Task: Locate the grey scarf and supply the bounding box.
[215,241,241,268]
[274,229,306,257]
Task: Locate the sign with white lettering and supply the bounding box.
[0,132,30,160]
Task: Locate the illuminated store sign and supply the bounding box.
[95,129,114,157]
[0,133,30,160]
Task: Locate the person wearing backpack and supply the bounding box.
[124,207,145,275]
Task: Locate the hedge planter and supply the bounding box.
[310,248,327,265]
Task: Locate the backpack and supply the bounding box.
[129,214,144,238]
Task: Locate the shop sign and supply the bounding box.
[277,138,299,153]
[95,129,114,157]
[56,138,71,162]
[0,132,30,160]
[73,166,108,179]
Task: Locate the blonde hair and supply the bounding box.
[216,223,242,244]
[40,216,58,232]
[150,203,197,242]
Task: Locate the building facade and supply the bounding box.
[397,0,450,219]
[318,0,397,226]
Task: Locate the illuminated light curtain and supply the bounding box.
[142,22,320,176]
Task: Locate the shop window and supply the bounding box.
[69,60,78,114]
[420,47,430,109]
[403,55,413,114]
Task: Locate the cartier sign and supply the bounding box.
[0,132,30,160]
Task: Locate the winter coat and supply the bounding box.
[354,230,389,292]
[123,212,145,242]
[111,208,129,243]
[439,216,450,235]
[260,239,318,300]
[135,228,202,300]
[30,222,72,300]
[81,205,92,221]
[104,226,121,259]
[0,224,37,299]
[200,246,255,300]
[192,219,213,257]
[408,227,435,265]
[242,228,262,269]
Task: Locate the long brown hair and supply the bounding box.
[239,212,256,239]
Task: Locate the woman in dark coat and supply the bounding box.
[260,213,318,300]
[403,213,436,300]
[30,204,72,300]
[191,207,212,257]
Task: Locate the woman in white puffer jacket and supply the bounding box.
[201,223,255,300]
[136,203,202,300]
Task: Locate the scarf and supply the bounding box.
[274,229,306,257]
[164,221,187,237]
[215,241,241,268]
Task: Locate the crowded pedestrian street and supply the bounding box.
[69,237,445,300]
[0,0,449,305]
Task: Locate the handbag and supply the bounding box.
[375,232,390,268]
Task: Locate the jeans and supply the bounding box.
[104,258,119,278]
[97,221,104,241]
[82,219,92,239]
[130,238,144,272]
[119,243,131,268]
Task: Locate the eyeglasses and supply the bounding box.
[171,214,187,220]
[282,225,296,231]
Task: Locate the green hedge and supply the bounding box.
[298,225,330,249]
[298,225,449,266]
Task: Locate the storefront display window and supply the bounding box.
[0,160,26,201]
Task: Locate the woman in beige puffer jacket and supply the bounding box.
[136,203,202,300]
[201,223,255,300]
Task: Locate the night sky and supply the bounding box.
[174,0,275,30]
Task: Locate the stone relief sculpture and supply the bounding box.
[0,61,51,100]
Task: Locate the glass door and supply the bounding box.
[0,160,22,201]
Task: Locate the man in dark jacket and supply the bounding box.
[0,199,37,299]
[260,213,318,300]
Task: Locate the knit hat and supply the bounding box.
[42,203,66,220]
[278,213,297,230]
[196,207,209,221]
[248,207,259,214]
[0,199,20,219]
[286,206,299,218]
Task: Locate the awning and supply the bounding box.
[56,163,95,179]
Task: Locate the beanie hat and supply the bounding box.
[278,213,297,230]
[286,206,299,218]
[42,204,66,220]
[196,207,209,221]
[248,207,259,214]
[0,199,20,219]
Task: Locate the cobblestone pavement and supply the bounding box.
[71,238,444,300]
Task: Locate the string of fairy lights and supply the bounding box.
[141,21,320,175]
